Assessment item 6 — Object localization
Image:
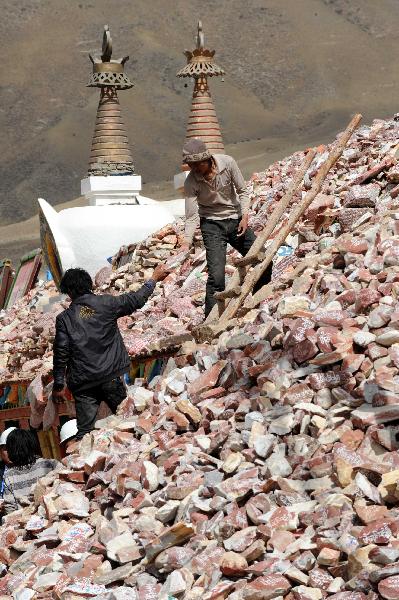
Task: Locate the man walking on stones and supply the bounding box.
[180,139,272,317]
[52,265,168,440]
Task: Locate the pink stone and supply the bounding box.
[246,494,271,525]
[191,546,225,575]
[328,594,367,600]
[308,567,334,590]
[368,342,389,360]
[317,326,341,352]
[283,383,314,404]
[355,503,389,525]
[355,289,381,313]
[338,238,368,254]
[313,309,348,328]
[308,371,349,390]
[224,527,257,552]
[340,429,364,450]
[342,353,365,374]
[285,318,315,347]
[305,193,335,221]
[336,289,357,308]
[310,349,348,366]
[379,575,399,599]
[187,361,227,398]
[358,520,394,545]
[293,339,319,363]
[241,574,291,600]
[268,530,296,552]
[389,345,399,369]
[352,404,399,427]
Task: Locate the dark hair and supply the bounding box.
[6,430,41,467]
[60,268,93,299]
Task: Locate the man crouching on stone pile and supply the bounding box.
[52,265,169,440]
[179,139,272,318]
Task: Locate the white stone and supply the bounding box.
[278,295,311,316]
[353,330,376,347]
[163,569,187,595]
[265,452,292,477]
[33,572,61,592]
[156,500,180,523]
[166,374,186,396]
[174,170,189,191]
[195,435,211,451]
[132,387,153,412]
[292,587,322,600]
[14,591,36,600]
[269,413,295,435]
[253,434,275,458]
[105,531,139,563]
[377,329,399,346]
[142,461,159,492]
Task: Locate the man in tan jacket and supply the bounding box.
[180,138,271,317]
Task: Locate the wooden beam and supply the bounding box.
[214,286,241,300]
[246,256,319,309]
[215,113,362,325]
[193,318,239,344]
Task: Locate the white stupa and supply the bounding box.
[39,25,183,286]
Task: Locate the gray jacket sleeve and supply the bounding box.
[184,177,200,245]
[230,157,250,215]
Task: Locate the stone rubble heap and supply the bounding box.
[0,282,62,384]
[0,116,399,598]
[2,115,399,380]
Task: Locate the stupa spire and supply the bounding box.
[177,21,225,154]
[87,25,134,176]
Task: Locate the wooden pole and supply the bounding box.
[215,113,362,325]
[235,148,317,268]
[204,148,317,324]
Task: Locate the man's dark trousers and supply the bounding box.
[73,377,127,440]
[200,217,273,317]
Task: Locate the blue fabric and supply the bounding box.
[143,279,156,292]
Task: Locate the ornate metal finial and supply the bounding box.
[87,25,133,89]
[177,21,225,78]
[101,25,113,62]
[196,20,205,49]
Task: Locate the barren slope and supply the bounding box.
[1,0,399,236]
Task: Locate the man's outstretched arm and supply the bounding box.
[114,264,169,318]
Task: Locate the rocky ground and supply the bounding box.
[1,115,399,598]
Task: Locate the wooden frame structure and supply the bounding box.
[0,259,13,310]
[5,249,42,309]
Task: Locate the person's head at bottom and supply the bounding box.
[6,430,41,467]
[183,138,213,178]
[59,419,78,458]
[60,268,93,302]
[0,427,17,466]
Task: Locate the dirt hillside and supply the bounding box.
[1,0,399,258]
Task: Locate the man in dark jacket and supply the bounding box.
[52,265,168,440]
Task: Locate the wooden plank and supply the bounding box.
[246,256,319,309]
[204,149,317,325]
[5,249,42,309]
[0,259,13,310]
[193,318,239,344]
[212,113,362,327]
[235,149,317,268]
